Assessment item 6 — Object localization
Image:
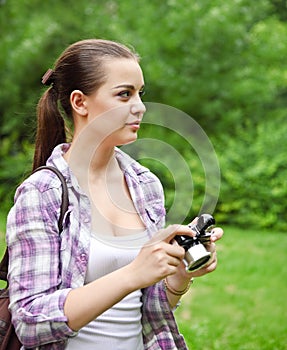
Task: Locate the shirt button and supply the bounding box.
[81,212,90,223]
[83,216,90,223]
[80,254,87,262]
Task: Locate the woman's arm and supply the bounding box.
[7,181,76,347]
[64,224,191,330]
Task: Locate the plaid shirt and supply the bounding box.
[7,144,188,350]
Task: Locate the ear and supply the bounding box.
[70,90,88,116]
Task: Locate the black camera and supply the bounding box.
[174,214,215,272]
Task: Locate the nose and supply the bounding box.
[131,99,146,118]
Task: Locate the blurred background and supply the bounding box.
[0,0,286,348]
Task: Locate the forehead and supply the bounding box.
[103,58,144,86]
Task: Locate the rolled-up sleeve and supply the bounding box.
[141,281,187,349]
[6,181,77,348]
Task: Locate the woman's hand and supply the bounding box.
[127,220,223,308]
[164,220,223,307]
[128,224,195,290]
[188,225,224,277]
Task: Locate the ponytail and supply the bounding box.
[32,87,66,170]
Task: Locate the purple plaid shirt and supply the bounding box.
[7,144,188,350]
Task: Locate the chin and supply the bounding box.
[118,135,138,146]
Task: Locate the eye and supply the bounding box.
[139,89,145,98]
[118,90,131,98]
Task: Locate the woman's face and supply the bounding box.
[83,58,146,147]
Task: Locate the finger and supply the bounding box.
[187,217,198,226]
[147,224,195,246]
[164,241,185,260]
[205,253,217,272]
[167,255,183,267]
[193,252,217,276]
[209,249,217,262]
[210,227,224,242]
[205,242,216,253]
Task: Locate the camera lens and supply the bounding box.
[184,244,211,272]
[187,255,211,272]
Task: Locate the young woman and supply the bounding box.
[6,39,223,349]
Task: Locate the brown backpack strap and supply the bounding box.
[0,166,69,283]
[0,249,9,282]
[33,166,69,232]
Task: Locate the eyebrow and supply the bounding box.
[112,84,145,90]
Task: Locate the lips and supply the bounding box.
[126,120,140,125]
[125,120,141,131]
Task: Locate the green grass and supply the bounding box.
[1,224,287,349]
[175,227,287,350]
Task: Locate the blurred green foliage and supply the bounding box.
[0,0,286,230]
[217,113,287,230]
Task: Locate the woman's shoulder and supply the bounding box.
[18,168,64,194]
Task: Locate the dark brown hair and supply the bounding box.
[33,39,139,170]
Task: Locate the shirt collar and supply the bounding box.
[115,147,149,180]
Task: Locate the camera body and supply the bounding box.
[174,214,215,272]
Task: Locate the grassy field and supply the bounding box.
[175,226,287,350]
[1,222,286,349]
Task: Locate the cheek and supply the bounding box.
[111,105,131,124]
[90,102,110,117]
[89,105,130,134]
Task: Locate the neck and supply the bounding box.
[64,124,120,188]
[66,140,116,171]
[64,114,124,192]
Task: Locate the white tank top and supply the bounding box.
[66,231,148,350]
